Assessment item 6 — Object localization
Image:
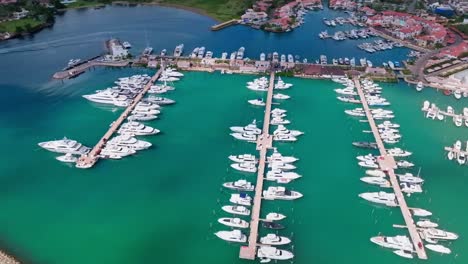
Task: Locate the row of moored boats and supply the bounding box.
[422,101,468,127]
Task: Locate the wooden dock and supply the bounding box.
[211,19,239,31]
[239,71,275,260]
[75,67,164,169]
[354,77,428,260]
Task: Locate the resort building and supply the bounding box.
[107,39,129,61]
[12,9,29,20]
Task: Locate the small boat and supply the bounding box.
[360,177,391,187]
[273,93,290,100]
[260,234,291,245]
[352,142,378,149]
[410,208,432,217]
[262,221,285,230]
[248,98,266,106]
[425,244,451,254]
[366,170,386,177]
[228,154,258,164]
[231,162,257,173]
[359,191,398,207]
[257,246,294,261]
[358,160,379,169]
[416,81,424,92]
[400,182,422,194]
[222,180,254,192]
[214,230,246,243]
[263,186,303,200]
[218,217,249,228]
[454,89,462,99]
[56,153,78,163]
[222,205,250,216]
[265,212,286,221]
[229,193,252,206]
[417,219,438,228]
[393,250,413,259]
[397,173,424,184]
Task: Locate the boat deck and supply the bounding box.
[239,71,275,260]
[75,67,164,168]
[354,77,427,260]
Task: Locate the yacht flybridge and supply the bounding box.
[230,120,261,134]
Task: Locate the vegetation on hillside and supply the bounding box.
[159,0,254,21]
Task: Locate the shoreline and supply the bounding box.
[142,2,222,23]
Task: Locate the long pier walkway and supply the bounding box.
[76,67,164,168]
[53,60,130,80]
[354,77,427,259]
[239,71,275,260]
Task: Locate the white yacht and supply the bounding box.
[360,177,391,187]
[163,68,184,77]
[230,120,261,134]
[248,98,266,106]
[38,138,90,155]
[387,148,411,157]
[416,81,424,92]
[218,217,249,229]
[366,169,386,177]
[270,116,290,125]
[231,162,257,173]
[215,230,247,243]
[268,162,296,170]
[83,90,130,106]
[273,134,297,142]
[100,145,136,158]
[158,75,179,82]
[222,180,254,191]
[228,154,258,164]
[454,115,463,127]
[257,246,294,261]
[273,93,290,100]
[222,205,250,216]
[136,102,160,110]
[260,234,291,245]
[128,113,158,121]
[397,173,424,184]
[131,108,160,116]
[410,208,432,217]
[271,108,287,115]
[420,228,458,241]
[107,135,152,150]
[267,149,298,163]
[416,219,438,228]
[118,122,159,136]
[400,182,422,194]
[425,244,451,254]
[359,191,398,207]
[274,78,293,90]
[230,133,257,142]
[370,235,413,251]
[273,125,303,137]
[266,169,302,183]
[145,96,175,105]
[265,212,286,221]
[358,160,379,169]
[230,193,252,206]
[263,186,303,200]
[397,160,414,168]
[56,153,78,163]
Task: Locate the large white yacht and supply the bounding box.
[230,120,261,134]
[370,235,413,251]
[273,125,303,137]
[420,228,458,241]
[274,77,293,90]
[231,162,257,173]
[228,154,258,164]
[260,234,291,245]
[221,205,250,216]
[248,98,266,106]
[257,246,294,261]
[100,145,136,158]
[273,134,297,142]
[107,135,152,150]
[83,89,130,106]
[268,162,296,170]
[360,177,391,188]
[136,102,160,110]
[38,138,90,155]
[118,122,159,136]
[128,113,158,121]
[397,173,424,184]
[267,149,298,163]
[56,153,78,163]
[229,193,252,206]
[222,180,254,191]
[218,217,249,229]
[145,96,175,105]
[265,212,286,221]
[163,68,184,77]
[358,191,398,207]
[230,133,257,142]
[263,186,303,200]
[214,230,247,243]
[131,108,160,116]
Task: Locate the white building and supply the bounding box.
[108,39,129,60]
[12,8,29,20]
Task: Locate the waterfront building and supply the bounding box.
[12,8,29,20]
[107,39,129,60]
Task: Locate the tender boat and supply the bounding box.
[263,186,303,200]
[222,205,250,216]
[410,208,432,217]
[359,191,398,207]
[257,246,294,261]
[223,180,254,191]
[56,153,78,163]
[260,234,291,245]
[218,217,249,229]
[416,81,424,92]
[265,212,286,221]
[214,230,247,243]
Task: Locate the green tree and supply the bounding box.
[24,23,32,32]
[15,25,24,33]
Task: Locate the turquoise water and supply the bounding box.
[0,4,466,264]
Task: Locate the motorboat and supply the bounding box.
[454,115,463,127]
[370,235,413,251]
[266,169,301,182]
[228,154,258,164]
[107,135,152,150]
[356,154,376,162]
[214,230,246,243]
[447,150,455,160]
[268,162,296,170]
[267,149,298,163]
[221,205,250,216]
[100,145,136,158]
[128,113,158,121]
[397,160,414,168]
[454,89,462,99]
[273,134,297,142]
[145,96,175,105]
[454,140,462,150]
[270,116,290,125]
[274,78,293,89]
[410,208,432,217]
[158,75,179,82]
[271,108,286,115]
[425,244,451,254]
[257,246,294,261]
[262,221,285,230]
[223,180,254,191]
[273,93,290,100]
[417,219,438,228]
[118,122,159,136]
[230,120,261,135]
[366,169,385,177]
[400,182,422,194]
[360,177,391,187]
[393,250,413,259]
[260,234,291,245]
[420,228,458,241]
[218,217,249,229]
[38,138,90,155]
[56,153,78,163]
[230,133,257,142]
[273,125,303,137]
[265,212,286,221]
[358,160,379,169]
[231,162,257,173]
[83,90,130,106]
[230,193,252,206]
[263,186,303,200]
[163,68,184,77]
[358,192,398,207]
[248,98,266,106]
[397,173,424,184]
[416,81,424,92]
[387,148,412,157]
[131,108,160,116]
[352,142,378,149]
[136,102,160,109]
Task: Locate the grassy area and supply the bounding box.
[0,18,43,33]
[66,0,106,9]
[159,0,253,21]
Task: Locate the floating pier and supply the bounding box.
[239,71,275,260]
[75,67,164,168]
[421,102,468,124]
[211,19,240,31]
[354,77,428,260]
